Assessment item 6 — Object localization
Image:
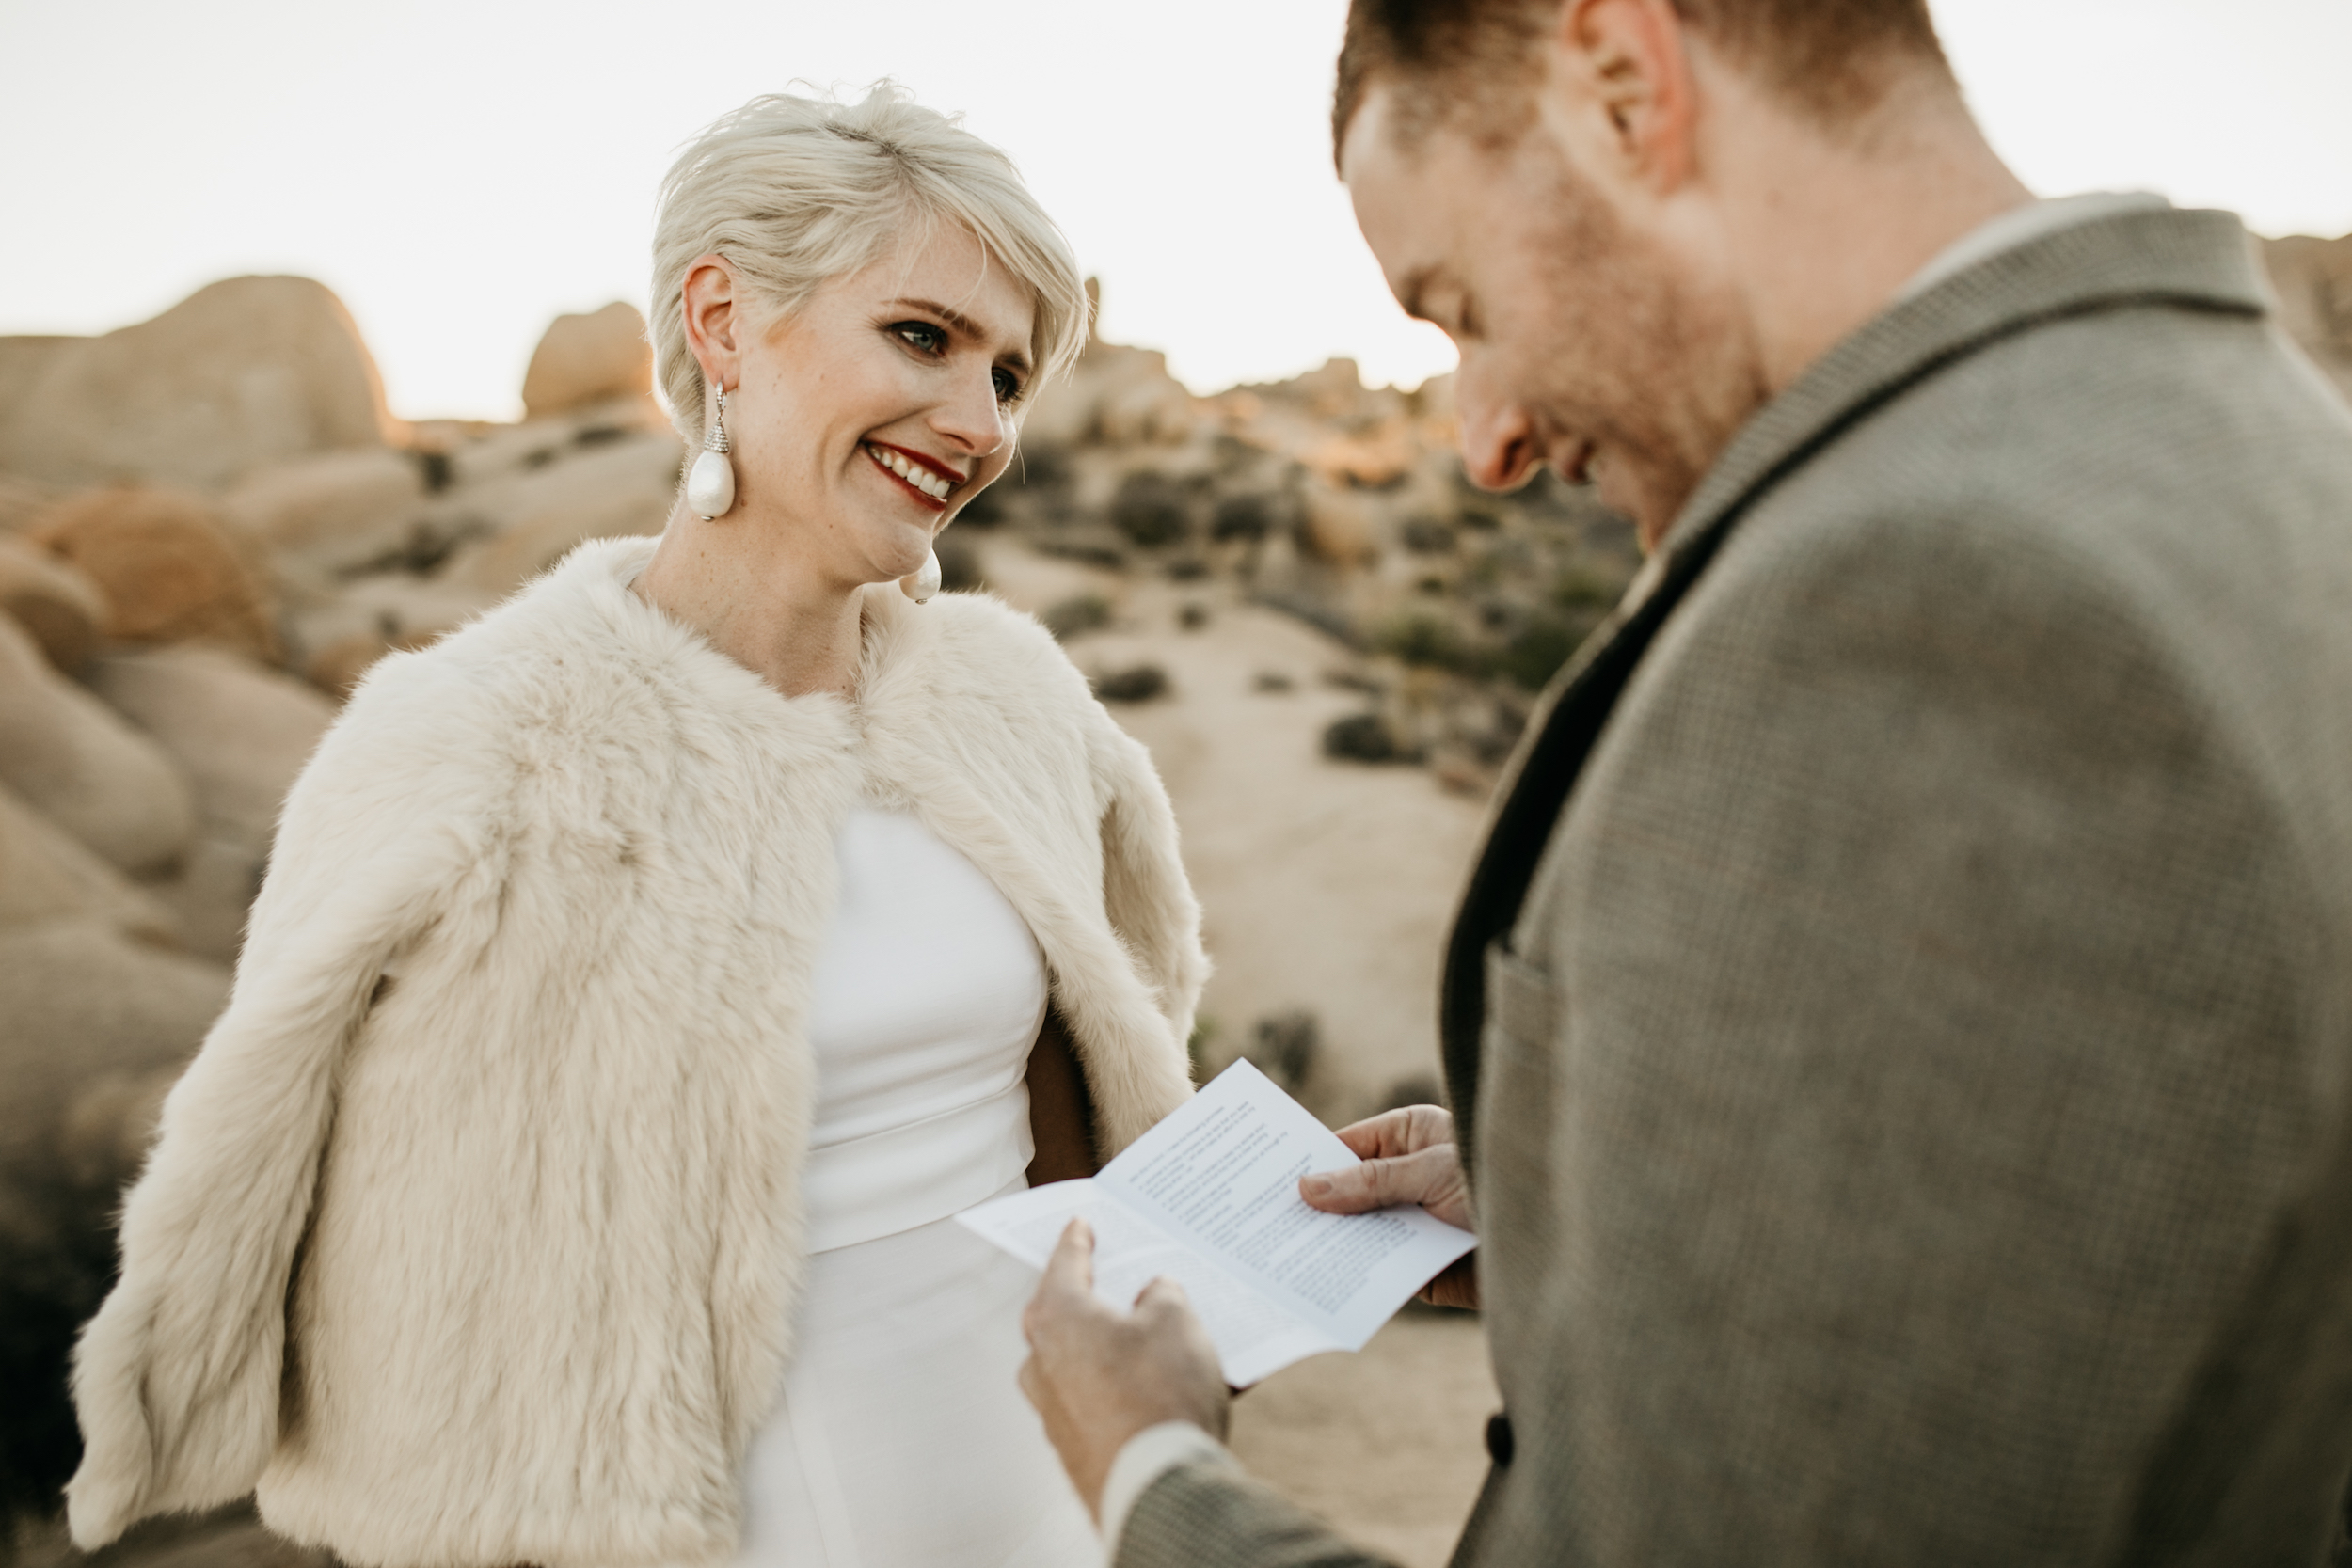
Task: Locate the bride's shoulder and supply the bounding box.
[317,542,660,776]
[918,585,1058,645]
[911,589,1094,698]
[353,537,669,696]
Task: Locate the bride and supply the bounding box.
[67,85,1201,1568]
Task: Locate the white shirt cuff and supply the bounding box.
[1098,1420,1237,1559]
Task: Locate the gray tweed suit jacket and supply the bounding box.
[1118,205,2352,1564]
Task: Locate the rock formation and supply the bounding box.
[223,446,428,569]
[30,487,279,662]
[0,537,105,672]
[85,647,336,962]
[2264,232,2352,401]
[0,276,391,491]
[0,612,197,878]
[0,784,180,946]
[521,301,658,420]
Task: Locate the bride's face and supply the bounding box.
[723,222,1036,586]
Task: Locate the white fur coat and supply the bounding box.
[66,536,1204,1567]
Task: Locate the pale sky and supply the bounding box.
[1,0,2344,420]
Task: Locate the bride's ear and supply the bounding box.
[681,255,745,394]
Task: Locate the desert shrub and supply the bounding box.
[1042,594,1112,640]
[1109,472,1190,548]
[933,532,984,593]
[1209,493,1275,543]
[0,1164,119,1518]
[1247,1010,1321,1094]
[1322,712,1419,765]
[1400,515,1458,554]
[1496,613,1591,691]
[1035,536,1127,570]
[1552,566,1624,611]
[1092,664,1169,704]
[953,483,1008,527]
[1007,442,1073,492]
[1376,1072,1448,1113]
[1185,1016,1217,1079]
[1375,612,1470,672]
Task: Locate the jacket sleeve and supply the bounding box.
[65,675,465,1548]
[1497,509,2334,1560]
[1091,717,1210,1064]
[1115,1460,1406,1568]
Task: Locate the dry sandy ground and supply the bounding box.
[974,538,1491,1121]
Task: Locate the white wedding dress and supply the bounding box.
[730,807,1100,1568]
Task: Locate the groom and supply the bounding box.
[1021,0,2352,1561]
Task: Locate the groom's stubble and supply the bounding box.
[1345,93,1767,542]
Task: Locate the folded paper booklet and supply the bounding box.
[958,1059,1477,1386]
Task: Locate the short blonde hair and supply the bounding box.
[651,83,1090,447]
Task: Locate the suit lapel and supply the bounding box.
[1436,206,2266,1173]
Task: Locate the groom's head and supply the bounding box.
[1334,0,1974,542]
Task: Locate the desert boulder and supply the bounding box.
[522,302,657,420]
[291,575,492,698]
[30,486,279,662]
[222,446,427,574]
[0,920,227,1169]
[437,429,678,596]
[2265,232,2352,401]
[0,276,391,492]
[0,535,106,671]
[0,783,179,946]
[87,645,336,961]
[0,612,196,879]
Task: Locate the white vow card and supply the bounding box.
[958,1059,1476,1386]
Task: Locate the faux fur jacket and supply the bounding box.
[66,535,1204,1567]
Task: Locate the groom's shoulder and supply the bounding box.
[1728,281,2352,680]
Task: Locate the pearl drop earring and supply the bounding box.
[903,547,943,604]
[687,387,736,520]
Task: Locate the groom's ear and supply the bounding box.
[1540,0,1702,198]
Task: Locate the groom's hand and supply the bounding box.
[1019,1219,1230,1518]
[1301,1104,1481,1309]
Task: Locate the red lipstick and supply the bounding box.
[862,441,966,513]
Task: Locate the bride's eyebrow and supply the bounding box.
[887,297,1033,377]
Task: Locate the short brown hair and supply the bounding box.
[1333,0,1951,166]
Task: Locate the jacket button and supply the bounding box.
[1486,1412,1514,1466]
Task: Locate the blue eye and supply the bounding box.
[895,322,946,354]
[993,368,1022,404]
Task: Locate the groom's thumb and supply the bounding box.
[1302,1149,1438,1213]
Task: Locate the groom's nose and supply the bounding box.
[1457,381,1540,493]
